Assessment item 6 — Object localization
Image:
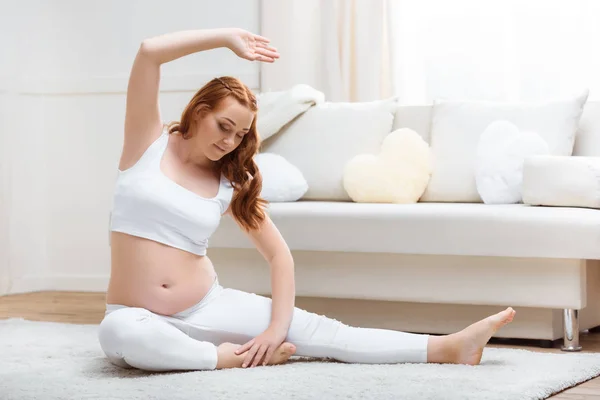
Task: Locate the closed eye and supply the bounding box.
[220,121,246,138]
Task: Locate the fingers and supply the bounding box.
[242,344,272,368]
[263,346,276,366]
[242,50,275,63]
[242,343,260,368]
[254,54,275,63]
[255,46,280,60]
[251,344,269,368]
[253,33,271,43]
[256,41,278,52]
[235,339,254,355]
[253,47,279,63]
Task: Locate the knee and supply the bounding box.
[288,309,346,344]
[98,307,154,361]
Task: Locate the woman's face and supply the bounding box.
[193,96,255,161]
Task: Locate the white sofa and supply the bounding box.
[209,99,600,351]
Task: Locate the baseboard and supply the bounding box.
[8,274,109,294]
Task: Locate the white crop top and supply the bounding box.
[109,131,234,256]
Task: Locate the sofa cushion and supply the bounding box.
[392,105,432,143]
[254,153,308,202]
[260,100,395,201]
[522,155,600,209]
[391,101,600,154]
[343,128,432,203]
[475,120,549,204]
[421,91,589,203]
[573,101,600,157]
[210,202,600,259]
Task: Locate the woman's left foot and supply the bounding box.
[452,307,516,365]
[428,307,516,365]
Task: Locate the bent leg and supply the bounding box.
[98,307,218,371]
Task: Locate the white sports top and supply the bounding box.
[109,131,234,256]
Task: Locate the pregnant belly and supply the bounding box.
[106,232,217,315]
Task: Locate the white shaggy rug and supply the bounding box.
[2,318,600,400]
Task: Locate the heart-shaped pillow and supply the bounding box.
[343,128,433,203]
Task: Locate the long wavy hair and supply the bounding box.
[166,76,267,232]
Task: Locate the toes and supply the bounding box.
[500,308,516,324]
[281,343,296,355]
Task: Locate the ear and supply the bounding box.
[193,106,210,122]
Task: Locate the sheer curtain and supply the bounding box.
[389,0,600,104]
[260,0,392,102]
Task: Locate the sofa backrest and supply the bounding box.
[392,101,600,157]
[573,101,600,156]
[392,105,432,143]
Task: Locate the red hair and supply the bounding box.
[166,76,267,231]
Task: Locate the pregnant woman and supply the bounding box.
[98,27,516,371]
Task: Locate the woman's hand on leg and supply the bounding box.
[235,326,287,368]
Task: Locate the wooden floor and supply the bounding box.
[1,291,600,399]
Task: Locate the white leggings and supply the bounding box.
[98,278,429,371]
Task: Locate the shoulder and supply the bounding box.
[217,174,235,215]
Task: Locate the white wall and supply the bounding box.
[2,0,261,294]
[0,1,19,295]
[0,89,10,294]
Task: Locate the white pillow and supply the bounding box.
[256,84,325,141]
[254,153,308,202]
[261,99,396,201]
[522,155,600,209]
[421,90,589,202]
[475,120,549,204]
[343,128,432,203]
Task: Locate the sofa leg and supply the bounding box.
[561,309,582,352]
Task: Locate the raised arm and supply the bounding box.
[119,28,278,171]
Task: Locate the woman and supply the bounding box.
[98,27,516,371]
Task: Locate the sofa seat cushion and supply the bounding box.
[210,202,600,259]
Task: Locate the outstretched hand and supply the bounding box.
[226,28,280,63]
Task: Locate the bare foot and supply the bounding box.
[216,342,296,369]
[263,342,297,366]
[428,307,516,365]
[453,307,516,365]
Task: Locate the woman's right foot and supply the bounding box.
[428,307,516,365]
[216,342,296,369]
